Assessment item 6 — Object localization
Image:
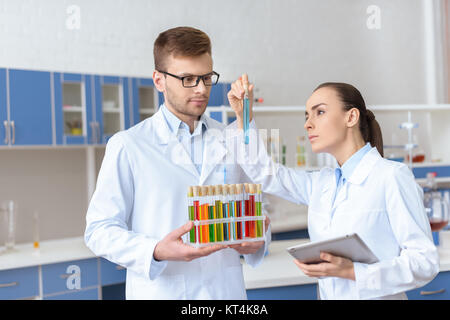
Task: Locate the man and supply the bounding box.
[84,26,270,299]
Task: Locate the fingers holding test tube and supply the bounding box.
[228,74,254,130]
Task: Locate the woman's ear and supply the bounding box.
[153,70,165,93]
[346,107,360,128]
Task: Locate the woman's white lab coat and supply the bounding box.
[236,120,439,299]
[84,109,270,299]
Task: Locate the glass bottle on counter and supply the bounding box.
[423,172,449,232]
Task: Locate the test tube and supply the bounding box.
[33,211,40,252]
[243,79,250,145]
[229,184,237,241]
[236,184,243,240]
[222,184,229,241]
[256,184,263,237]
[193,186,200,245]
[215,185,224,242]
[244,183,250,238]
[249,184,256,238]
[201,186,209,244]
[188,186,196,244]
[208,185,215,243]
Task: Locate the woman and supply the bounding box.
[227,75,439,300]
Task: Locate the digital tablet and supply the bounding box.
[286,233,379,264]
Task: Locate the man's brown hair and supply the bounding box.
[153,26,212,71]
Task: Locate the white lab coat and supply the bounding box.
[236,121,439,300]
[84,109,270,300]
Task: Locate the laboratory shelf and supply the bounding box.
[206,104,450,113]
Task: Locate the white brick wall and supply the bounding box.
[0,0,443,105]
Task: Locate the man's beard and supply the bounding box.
[165,86,208,119]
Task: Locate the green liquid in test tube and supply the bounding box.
[256,184,263,237]
[188,187,196,243]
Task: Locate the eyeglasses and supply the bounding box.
[157,70,220,88]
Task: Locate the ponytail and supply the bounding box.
[365,109,384,157]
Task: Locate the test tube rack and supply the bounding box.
[187,183,265,247]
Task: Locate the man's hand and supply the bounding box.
[293,252,356,280]
[153,221,227,262]
[227,73,254,130]
[228,215,271,255]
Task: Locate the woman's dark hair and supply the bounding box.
[313,82,384,157]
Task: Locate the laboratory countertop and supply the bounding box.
[1,233,450,292]
[0,236,96,271]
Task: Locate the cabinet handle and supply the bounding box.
[0,281,18,288]
[3,120,9,144]
[420,288,445,296]
[60,273,80,279]
[10,120,15,144]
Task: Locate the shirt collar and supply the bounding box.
[160,103,208,136]
[336,142,372,182]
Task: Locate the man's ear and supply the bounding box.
[346,107,360,128]
[153,70,165,93]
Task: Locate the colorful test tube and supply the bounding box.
[192,186,200,245]
[208,185,215,243]
[229,184,237,241]
[201,186,209,243]
[222,184,229,241]
[256,184,263,237]
[215,185,224,242]
[249,184,256,238]
[244,183,250,238]
[187,186,196,243]
[236,184,243,240]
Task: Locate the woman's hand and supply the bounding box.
[227,73,254,130]
[293,252,356,280]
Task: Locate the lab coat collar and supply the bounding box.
[151,107,228,182]
[347,147,382,185]
[322,146,382,213]
[152,108,172,145]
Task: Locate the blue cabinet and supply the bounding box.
[93,75,129,144]
[247,283,317,300]
[208,83,231,123]
[0,68,231,146]
[0,68,7,146]
[407,271,450,300]
[7,69,53,145]
[41,258,98,296]
[53,72,96,145]
[0,266,39,299]
[99,258,126,286]
[43,287,99,300]
[130,77,159,126]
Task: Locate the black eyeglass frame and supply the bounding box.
[157,70,220,88]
